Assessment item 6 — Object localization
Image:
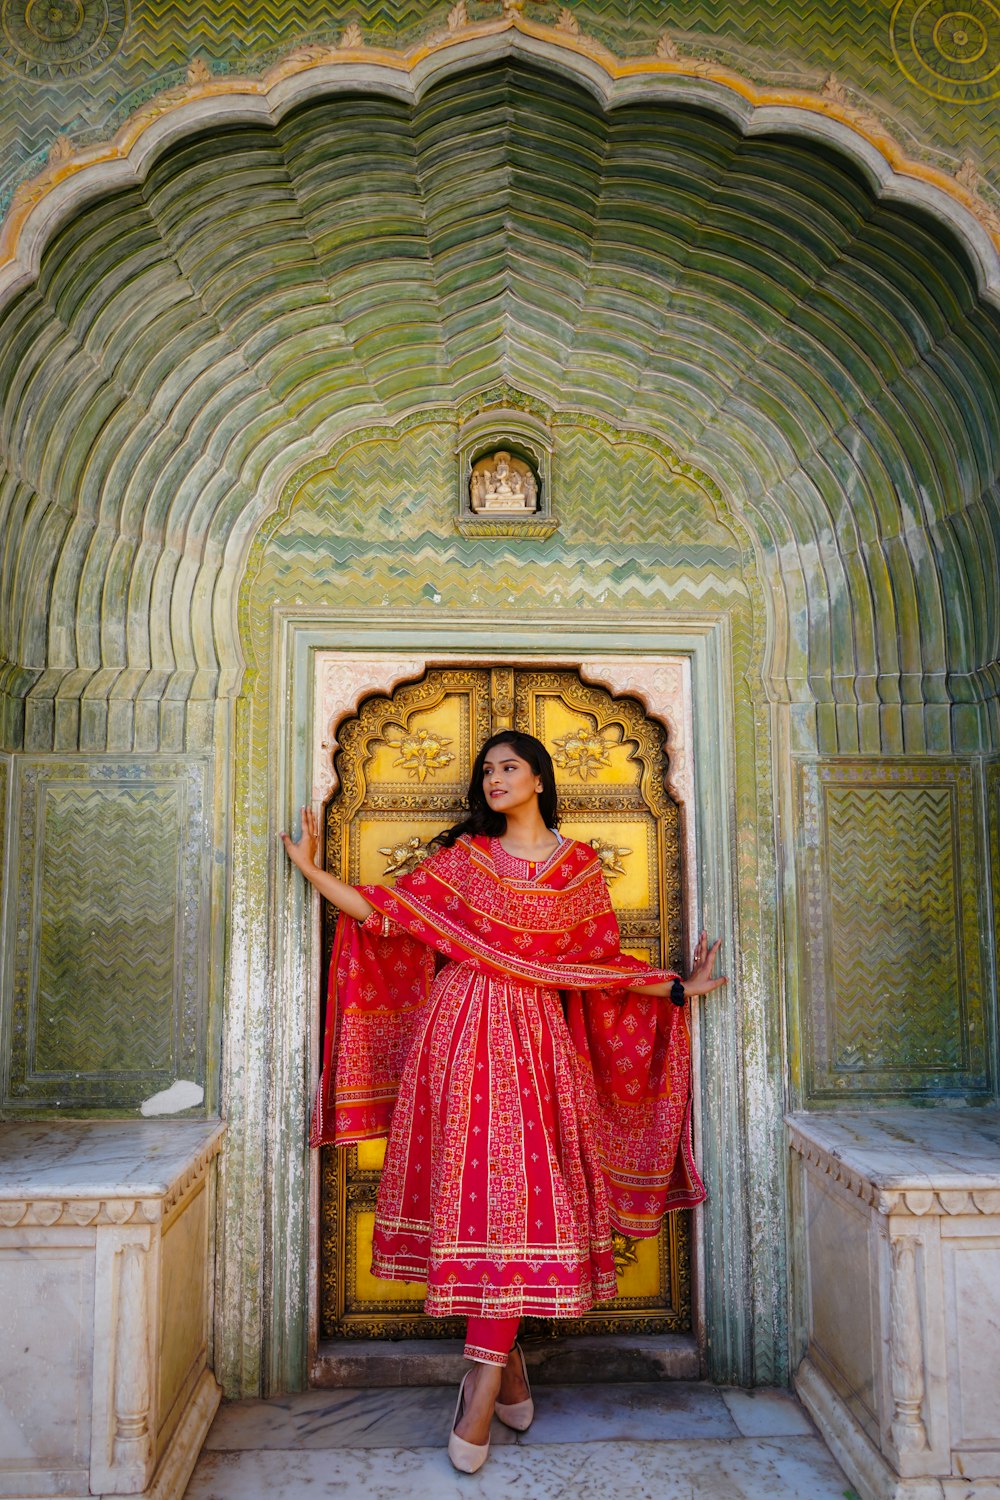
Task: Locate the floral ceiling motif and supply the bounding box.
[0,0,127,79]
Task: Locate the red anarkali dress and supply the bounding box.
[310,832,704,1320]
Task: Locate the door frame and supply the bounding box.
[270,609,740,1385]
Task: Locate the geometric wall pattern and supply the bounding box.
[798,759,991,1101]
[2,756,210,1110]
[244,415,750,667]
[2,0,1000,222]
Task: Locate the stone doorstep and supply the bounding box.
[311,1333,701,1388]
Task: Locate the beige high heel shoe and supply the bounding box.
[494,1341,534,1431]
[448,1370,491,1474]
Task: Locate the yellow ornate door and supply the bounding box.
[320,666,691,1341]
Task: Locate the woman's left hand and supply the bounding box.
[682,930,727,997]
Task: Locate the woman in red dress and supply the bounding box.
[282,731,725,1472]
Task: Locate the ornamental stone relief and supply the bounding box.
[456,410,556,538]
[0,0,128,77]
[313,654,429,804]
[890,0,1000,100]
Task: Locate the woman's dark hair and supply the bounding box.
[437,731,559,846]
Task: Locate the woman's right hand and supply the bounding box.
[280,805,319,870]
[279,805,375,921]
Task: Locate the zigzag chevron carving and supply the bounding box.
[826,784,961,1072]
[35,784,179,1073]
[244,418,750,673]
[799,759,990,1100]
[5,757,209,1111]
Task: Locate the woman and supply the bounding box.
[282,730,725,1472]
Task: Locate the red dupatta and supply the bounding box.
[310,834,705,1232]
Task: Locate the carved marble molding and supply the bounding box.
[113,1243,153,1472]
[313,653,428,803]
[160,1129,225,1216]
[788,1131,882,1210]
[577,657,692,805]
[879,1187,1000,1216]
[0,1123,224,1228]
[788,1127,1000,1217]
[0,1197,161,1228]
[887,1234,928,1455]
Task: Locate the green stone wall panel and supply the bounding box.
[2,755,211,1111]
[798,758,992,1101]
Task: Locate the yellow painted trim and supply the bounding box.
[2,13,998,271]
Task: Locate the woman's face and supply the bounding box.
[481,746,543,816]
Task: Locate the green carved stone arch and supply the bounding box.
[0,37,998,756]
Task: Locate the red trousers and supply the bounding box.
[465,1316,520,1365]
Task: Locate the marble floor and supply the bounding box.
[185,1381,855,1499]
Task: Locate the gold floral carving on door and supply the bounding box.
[319,666,690,1340]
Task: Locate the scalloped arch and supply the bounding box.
[0,33,998,754]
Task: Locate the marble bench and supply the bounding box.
[788,1109,1000,1500]
[0,1120,224,1500]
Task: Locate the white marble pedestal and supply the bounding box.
[788,1109,1000,1500]
[0,1121,224,1499]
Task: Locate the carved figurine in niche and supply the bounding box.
[469,450,538,513]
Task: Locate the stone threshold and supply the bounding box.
[311,1333,700,1387]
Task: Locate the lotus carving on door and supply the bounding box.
[385,726,455,781]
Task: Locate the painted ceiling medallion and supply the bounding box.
[588,837,632,882]
[0,0,127,77]
[385,726,455,781]
[891,0,1000,99]
[551,728,615,779]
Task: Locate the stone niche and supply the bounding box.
[455,407,556,538]
[0,1120,224,1500]
[789,1110,1000,1500]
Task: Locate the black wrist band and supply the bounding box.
[669,977,686,1007]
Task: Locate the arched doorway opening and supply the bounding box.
[312,662,699,1375]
